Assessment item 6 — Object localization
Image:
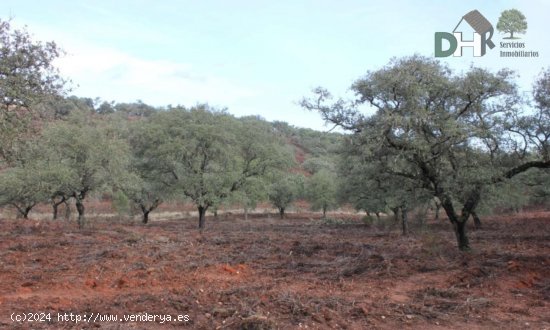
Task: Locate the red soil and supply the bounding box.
[0,211,548,329]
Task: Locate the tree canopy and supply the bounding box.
[129,105,291,228]
[302,55,550,250]
[268,173,305,219]
[39,113,131,227]
[305,170,338,218]
[0,19,65,165]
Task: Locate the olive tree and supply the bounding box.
[302,55,550,250]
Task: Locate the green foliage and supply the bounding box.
[122,117,180,223]
[529,68,550,161]
[96,100,115,115]
[268,173,305,217]
[42,115,130,193]
[525,169,550,206]
[497,9,527,39]
[482,168,550,212]
[0,19,65,165]
[0,138,74,218]
[0,160,72,218]
[289,127,342,157]
[38,112,131,226]
[228,176,269,214]
[338,136,431,216]
[114,100,156,117]
[303,55,550,250]
[111,190,131,217]
[302,157,335,174]
[305,170,338,216]
[271,120,342,174]
[131,105,291,227]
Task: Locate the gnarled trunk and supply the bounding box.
[453,220,469,250]
[72,190,88,228]
[22,207,31,219]
[51,195,66,220]
[52,203,59,220]
[440,196,472,251]
[75,199,85,228]
[142,211,150,224]
[472,211,482,230]
[279,207,285,219]
[20,206,32,219]
[436,185,482,251]
[139,199,161,224]
[198,205,208,229]
[13,203,34,219]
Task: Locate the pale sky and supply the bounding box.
[3,0,549,130]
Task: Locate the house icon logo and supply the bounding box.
[435,10,496,57]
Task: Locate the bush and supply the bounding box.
[111,191,131,217]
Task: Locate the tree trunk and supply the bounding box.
[244,207,249,220]
[64,199,71,220]
[139,203,151,224]
[13,204,33,219]
[375,212,380,222]
[472,211,482,230]
[22,207,31,219]
[53,203,59,220]
[439,196,471,251]
[322,205,327,218]
[17,206,32,219]
[138,199,161,225]
[75,199,85,228]
[198,205,207,229]
[279,207,285,219]
[453,220,469,251]
[392,207,400,222]
[52,196,66,220]
[142,211,150,224]
[401,207,409,236]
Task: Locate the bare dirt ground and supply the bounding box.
[0,211,548,329]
